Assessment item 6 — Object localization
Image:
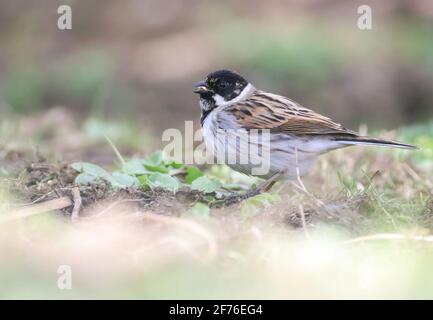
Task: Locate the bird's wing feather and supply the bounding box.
[219,90,358,137]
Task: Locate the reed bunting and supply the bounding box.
[194,69,416,201]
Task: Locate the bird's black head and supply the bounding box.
[194,70,249,117]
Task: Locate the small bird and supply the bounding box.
[194,69,416,200]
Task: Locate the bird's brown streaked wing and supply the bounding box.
[221,90,358,137]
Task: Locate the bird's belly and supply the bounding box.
[225,151,316,179]
[202,120,319,179]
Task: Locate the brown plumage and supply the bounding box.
[224,90,416,149]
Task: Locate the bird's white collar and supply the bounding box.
[213,83,256,107]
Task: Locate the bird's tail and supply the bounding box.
[334,136,418,150]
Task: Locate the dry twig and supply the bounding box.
[0,196,72,223]
[71,187,82,221]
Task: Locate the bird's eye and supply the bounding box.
[218,81,229,89]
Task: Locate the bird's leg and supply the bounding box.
[223,171,285,206]
[252,171,283,193]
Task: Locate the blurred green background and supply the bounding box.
[0,0,432,164]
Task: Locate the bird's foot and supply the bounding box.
[222,171,285,207]
[222,188,262,206]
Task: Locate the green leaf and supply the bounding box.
[122,160,150,175]
[141,151,176,173]
[169,161,184,169]
[143,164,169,174]
[107,172,140,188]
[145,172,180,192]
[185,166,204,184]
[71,162,110,178]
[143,150,164,166]
[75,173,97,185]
[138,175,151,189]
[189,202,210,216]
[191,176,222,193]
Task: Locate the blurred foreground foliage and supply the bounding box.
[0,117,432,299]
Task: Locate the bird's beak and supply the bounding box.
[193,80,211,94]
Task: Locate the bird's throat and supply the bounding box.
[199,97,216,126]
[200,108,213,126]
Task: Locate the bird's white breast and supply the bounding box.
[200,104,340,180]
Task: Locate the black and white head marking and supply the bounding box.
[194,69,254,125]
